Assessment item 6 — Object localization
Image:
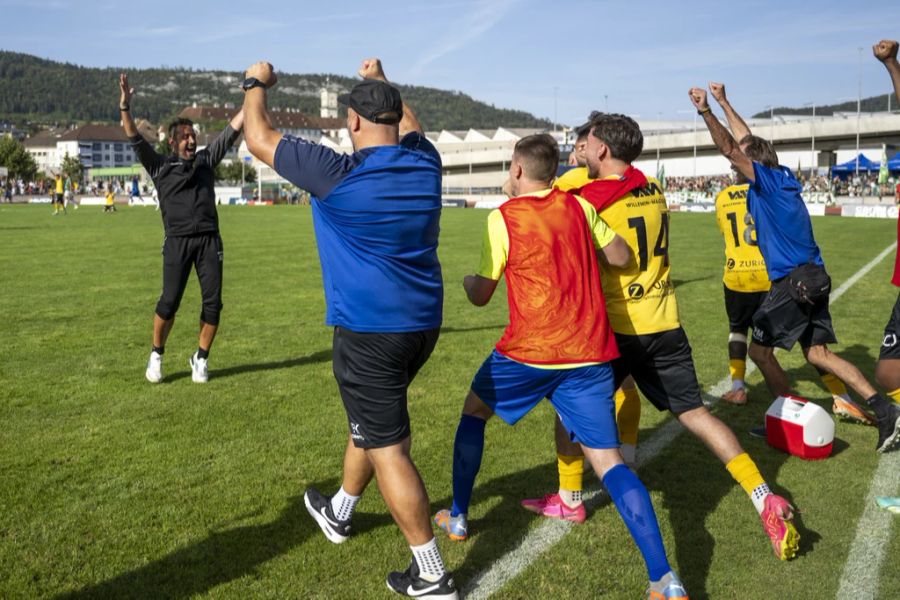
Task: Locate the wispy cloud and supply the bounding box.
[113,25,184,39]
[408,0,520,76]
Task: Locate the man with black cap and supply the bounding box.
[241,59,455,599]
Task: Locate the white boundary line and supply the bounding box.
[836,451,900,600]
[462,242,897,599]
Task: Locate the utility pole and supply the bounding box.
[856,46,862,175]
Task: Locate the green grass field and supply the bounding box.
[1,203,898,599]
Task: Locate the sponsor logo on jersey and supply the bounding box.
[628,283,645,299]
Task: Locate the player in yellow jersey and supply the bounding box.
[526,113,800,562]
[710,83,874,425]
[520,119,644,523]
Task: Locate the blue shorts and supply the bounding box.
[470,350,618,449]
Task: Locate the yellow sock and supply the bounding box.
[820,373,848,397]
[888,387,900,405]
[725,452,765,496]
[557,454,584,492]
[615,386,641,446]
[729,358,746,382]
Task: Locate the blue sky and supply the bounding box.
[3,0,900,125]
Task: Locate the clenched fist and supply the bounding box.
[873,40,899,64]
[688,87,709,111]
[358,58,387,82]
[708,81,727,104]
[245,62,278,88]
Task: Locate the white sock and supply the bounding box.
[620,443,636,467]
[835,392,852,403]
[751,483,771,514]
[558,488,582,507]
[732,379,745,392]
[330,486,360,522]
[411,538,446,582]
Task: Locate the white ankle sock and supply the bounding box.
[751,483,771,514]
[732,379,745,392]
[330,486,360,522]
[558,488,582,507]
[411,538,446,581]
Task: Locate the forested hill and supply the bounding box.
[0,51,552,131]
[752,93,895,118]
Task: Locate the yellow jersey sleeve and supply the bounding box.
[476,209,509,280]
[714,184,770,293]
[574,195,616,249]
[597,177,680,335]
[554,167,593,192]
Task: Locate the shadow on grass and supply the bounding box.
[166,349,333,383]
[57,482,395,600]
[654,344,882,599]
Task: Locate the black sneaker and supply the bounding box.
[304,487,350,544]
[386,560,458,599]
[876,403,900,453]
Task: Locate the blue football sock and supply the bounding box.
[450,414,486,517]
[602,463,671,581]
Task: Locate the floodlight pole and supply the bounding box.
[656,111,662,172]
[856,46,862,175]
[553,86,558,131]
[804,102,816,176]
[692,110,698,177]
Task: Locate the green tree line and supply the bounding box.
[0,51,553,131]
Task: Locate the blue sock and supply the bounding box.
[602,464,670,581]
[450,414,486,517]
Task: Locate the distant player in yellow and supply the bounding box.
[104,188,116,213]
[521,119,642,524]
[53,174,66,215]
[710,82,874,425]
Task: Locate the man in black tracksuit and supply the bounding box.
[119,72,244,383]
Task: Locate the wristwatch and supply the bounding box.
[242,77,267,91]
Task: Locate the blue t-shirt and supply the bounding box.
[274,132,443,332]
[747,162,824,280]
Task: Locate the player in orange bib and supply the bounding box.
[523,113,800,562]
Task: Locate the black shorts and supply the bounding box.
[611,327,704,415]
[724,284,768,332]
[332,326,440,449]
[879,291,900,360]
[156,233,223,325]
[751,275,837,350]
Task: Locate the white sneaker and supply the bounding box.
[190,352,209,383]
[145,351,163,383]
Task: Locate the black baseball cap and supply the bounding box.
[338,80,403,124]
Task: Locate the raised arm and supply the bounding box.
[204,108,243,167]
[708,82,752,141]
[119,73,138,137]
[241,62,283,168]
[120,73,165,177]
[689,87,755,182]
[357,58,423,137]
[874,40,900,107]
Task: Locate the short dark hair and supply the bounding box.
[740,134,778,168]
[513,133,560,182]
[589,113,643,163]
[167,118,195,142]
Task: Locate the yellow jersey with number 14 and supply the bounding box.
[715,184,770,293]
[584,176,680,335]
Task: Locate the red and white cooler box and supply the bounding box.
[765,395,834,460]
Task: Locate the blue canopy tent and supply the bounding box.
[831,154,880,177]
[887,151,900,171]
